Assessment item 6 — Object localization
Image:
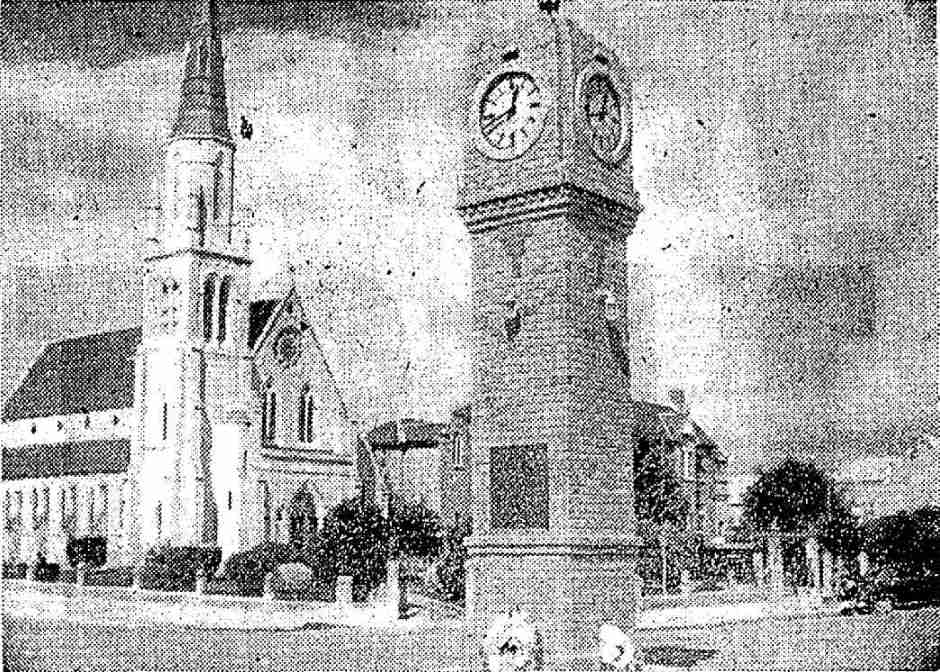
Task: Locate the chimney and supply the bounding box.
[669,388,688,415]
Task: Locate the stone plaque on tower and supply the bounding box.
[458,4,642,668]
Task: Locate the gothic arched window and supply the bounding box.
[203,274,217,341]
[306,397,315,443]
[268,391,277,441]
[212,161,223,221]
[217,276,230,343]
[261,382,276,444]
[198,41,209,74]
[298,385,309,442]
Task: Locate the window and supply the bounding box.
[268,392,277,440]
[99,484,108,531]
[261,386,276,444]
[155,502,163,539]
[306,398,314,443]
[298,387,307,442]
[30,488,38,525]
[217,277,229,342]
[203,275,216,341]
[212,165,222,220]
[682,446,694,480]
[260,481,271,542]
[452,434,465,469]
[227,491,233,511]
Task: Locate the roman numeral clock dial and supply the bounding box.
[477,72,545,159]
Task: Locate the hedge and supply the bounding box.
[222,542,299,596]
[141,544,221,592]
[66,536,107,568]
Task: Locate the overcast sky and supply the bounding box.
[1,0,936,472]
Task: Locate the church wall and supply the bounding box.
[2,472,131,566]
[2,408,135,566]
[2,408,134,448]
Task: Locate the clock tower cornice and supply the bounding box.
[458,183,641,236]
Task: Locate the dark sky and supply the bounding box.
[1,0,936,472]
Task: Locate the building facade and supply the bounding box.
[1,0,355,567]
[633,392,730,540]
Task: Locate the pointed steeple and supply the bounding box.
[171,0,231,142]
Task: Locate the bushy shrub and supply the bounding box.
[435,519,471,603]
[34,556,60,582]
[863,506,940,576]
[389,497,443,559]
[222,542,298,596]
[65,536,107,568]
[318,497,388,602]
[3,562,27,579]
[142,544,221,592]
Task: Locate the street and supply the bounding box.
[4,608,938,671]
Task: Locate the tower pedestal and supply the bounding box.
[467,534,639,670]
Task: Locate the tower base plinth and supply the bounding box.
[466,534,640,671]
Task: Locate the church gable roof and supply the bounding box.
[248,298,280,349]
[2,327,141,422]
[4,301,285,423]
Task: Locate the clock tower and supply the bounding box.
[131,0,252,553]
[458,6,641,668]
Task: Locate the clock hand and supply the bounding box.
[481,107,515,135]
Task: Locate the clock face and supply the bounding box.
[478,72,545,157]
[583,74,622,155]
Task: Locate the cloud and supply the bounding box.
[0,0,935,468]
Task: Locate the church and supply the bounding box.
[1,0,356,567]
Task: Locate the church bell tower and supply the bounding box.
[131,0,251,552]
[458,5,642,667]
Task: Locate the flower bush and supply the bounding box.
[599,624,642,671]
[483,609,541,672]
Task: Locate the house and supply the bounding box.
[632,390,730,539]
[362,418,447,513]
[361,407,473,528]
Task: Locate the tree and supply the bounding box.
[388,496,443,559]
[862,506,940,575]
[742,458,859,556]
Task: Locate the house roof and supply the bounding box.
[365,418,446,450]
[632,400,722,457]
[2,438,130,480]
[4,302,282,423]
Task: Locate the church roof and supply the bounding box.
[2,439,130,481]
[170,0,231,142]
[4,302,282,423]
[248,298,280,349]
[2,328,141,423]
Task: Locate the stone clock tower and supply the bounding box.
[458,5,641,668]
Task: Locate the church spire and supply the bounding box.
[171,0,231,142]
